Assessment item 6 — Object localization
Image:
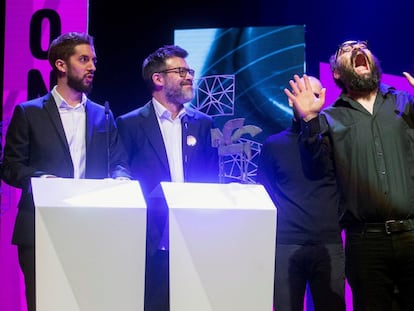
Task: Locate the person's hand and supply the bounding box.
[284,74,326,121]
[403,72,414,87]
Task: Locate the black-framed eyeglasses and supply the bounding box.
[335,40,368,60]
[158,67,195,78]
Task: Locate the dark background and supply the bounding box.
[1,0,413,119]
[87,0,414,119]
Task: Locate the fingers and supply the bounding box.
[285,74,312,99]
[301,74,311,91]
[284,88,296,105]
[319,87,327,107]
[403,72,414,87]
[288,74,302,95]
[284,74,324,121]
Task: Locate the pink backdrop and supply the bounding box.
[0,1,88,310]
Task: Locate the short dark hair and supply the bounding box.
[142,45,188,91]
[48,32,94,73]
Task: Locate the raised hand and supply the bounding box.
[403,72,414,87]
[284,74,326,122]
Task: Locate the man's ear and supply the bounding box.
[152,72,163,85]
[333,70,340,80]
[55,59,66,73]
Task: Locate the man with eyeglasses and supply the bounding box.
[116,45,219,311]
[285,40,414,311]
[257,76,345,311]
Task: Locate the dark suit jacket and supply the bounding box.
[116,101,219,254]
[1,93,131,246]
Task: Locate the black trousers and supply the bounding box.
[18,245,36,311]
[345,230,414,311]
[144,249,169,311]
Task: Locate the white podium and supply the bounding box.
[32,178,147,311]
[160,182,277,311]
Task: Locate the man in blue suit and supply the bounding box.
[116,45,219,311]
[1,32,131,311]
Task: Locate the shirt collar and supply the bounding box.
[152,98,186,120]
[51,85,87,109]
[337,83,392,105]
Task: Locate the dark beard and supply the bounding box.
[337,56,381,93]
[67,71,93,94]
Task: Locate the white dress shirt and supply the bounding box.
[153,98,185,182]
[52,86,86,179]
[152,99,187,250]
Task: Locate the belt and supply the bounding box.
[347,219,414,235]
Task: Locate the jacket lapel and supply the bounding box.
[43,95,71,155]
[142,102,170,172]
[85,100,97,149]
[182,109,199,165]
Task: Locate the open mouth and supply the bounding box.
[85,74,94,83]
[353,53,369,74]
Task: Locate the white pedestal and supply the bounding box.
[32,178,146,311]
[160,182,277,311]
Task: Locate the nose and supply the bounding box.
[89,61,97,72]
[353,44,363,51]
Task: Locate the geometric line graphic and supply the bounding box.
[192,75,235,117]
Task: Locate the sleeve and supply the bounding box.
[1,105,46,189]
[108,111,132,179]
[299,114,335,179]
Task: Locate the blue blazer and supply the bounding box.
[1,93,131,246]
[116,101,219,254]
